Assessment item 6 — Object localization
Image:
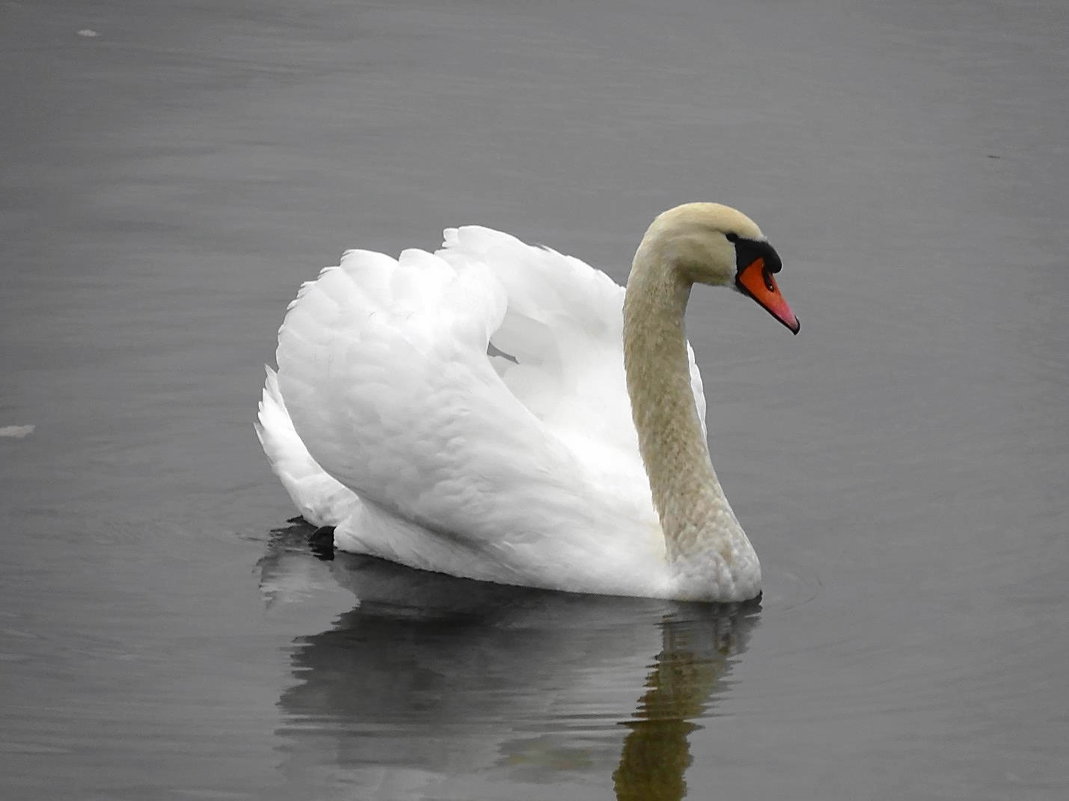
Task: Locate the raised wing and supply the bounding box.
[269,227,710,582]
[274,238,654,561]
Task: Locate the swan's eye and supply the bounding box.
[725,232,739,243]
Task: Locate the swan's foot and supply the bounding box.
[309,525,335,561]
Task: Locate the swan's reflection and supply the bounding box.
[261,523,759,799]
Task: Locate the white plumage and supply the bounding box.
[258,204,796,601]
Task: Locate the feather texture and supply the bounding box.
[258,205,779,600]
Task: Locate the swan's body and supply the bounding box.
[256,203,798,601]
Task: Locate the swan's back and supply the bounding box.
[263,226,710,596]
[439,227,644,461]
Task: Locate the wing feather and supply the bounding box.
[266,228,710,588]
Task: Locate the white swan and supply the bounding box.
[256,203,799,602]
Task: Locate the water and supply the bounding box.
[2,0,1067,798]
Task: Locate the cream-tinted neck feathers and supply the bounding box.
[623,203,761,599]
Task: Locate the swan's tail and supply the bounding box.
[255,366,359,528]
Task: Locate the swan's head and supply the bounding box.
[642,202,800,334]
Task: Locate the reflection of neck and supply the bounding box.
[612,613,736,801]
[623,245,740,567]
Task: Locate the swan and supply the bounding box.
[256,203,799,602]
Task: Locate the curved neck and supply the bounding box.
[623,241,740,565]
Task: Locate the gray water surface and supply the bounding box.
[2,1,1068,799]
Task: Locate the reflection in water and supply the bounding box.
[614,610,749,801]
[260,524,759,798]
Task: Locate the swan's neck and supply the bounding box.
[623,243,752,587]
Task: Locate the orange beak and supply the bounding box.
[736,257,800,334]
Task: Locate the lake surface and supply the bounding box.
[2,0,1068,798]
